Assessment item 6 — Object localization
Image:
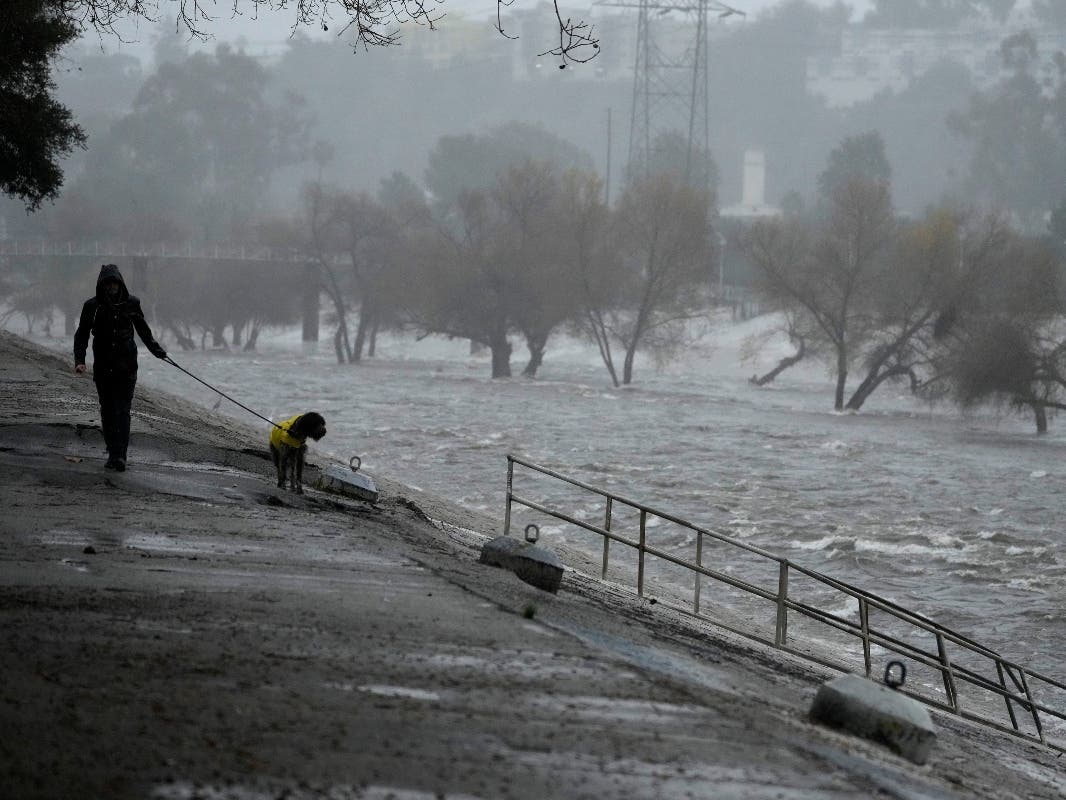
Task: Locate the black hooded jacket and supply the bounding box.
[74,264,165,376]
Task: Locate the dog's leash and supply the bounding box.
[164,356,286,432]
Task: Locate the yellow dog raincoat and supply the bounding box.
[270,415,307,450]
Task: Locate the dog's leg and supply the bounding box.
[271,444,286,489]
[294,445,306,494]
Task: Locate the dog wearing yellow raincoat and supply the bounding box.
[269,412,327,494]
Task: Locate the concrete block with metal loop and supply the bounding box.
[479,524,564,594]
[810,662,937,765]
[316,456,379,504]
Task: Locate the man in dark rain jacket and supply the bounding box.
[73,264,167,471]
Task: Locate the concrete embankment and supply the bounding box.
[0,330,1063,799]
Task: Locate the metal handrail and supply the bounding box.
[504,453,1066,752]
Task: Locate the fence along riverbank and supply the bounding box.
[503,453,1066,753]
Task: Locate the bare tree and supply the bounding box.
[744,309,813,386]
[318,190,394,362]
[400,189,516,377]
[748,177,895,410]
[557,170,623,386]
[302,184,355,363]
[842,208,1011,410]
[492,162,576,377]
[398,164,585,379]
[606,175,713,386]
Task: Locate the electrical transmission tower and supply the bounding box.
[602,1,743,196]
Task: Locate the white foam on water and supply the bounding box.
[788,535,854,551]
[357,684,441,702]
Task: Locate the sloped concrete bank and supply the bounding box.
[0,330,1063,800]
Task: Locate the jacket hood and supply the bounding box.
[96,264,129,303]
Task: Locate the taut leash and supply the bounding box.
[164,356,285,432]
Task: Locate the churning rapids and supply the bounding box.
[39,316,1066,681]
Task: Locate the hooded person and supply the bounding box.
[73,264,167,471]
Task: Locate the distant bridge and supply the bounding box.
[0,240,304,262]
[1,240,327,342]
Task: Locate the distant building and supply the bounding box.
[806,10,1066,108]
[720,150,780,220]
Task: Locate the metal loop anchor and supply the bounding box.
[524,523,540,543]
[349,455,362,473]
[884,660,907,689]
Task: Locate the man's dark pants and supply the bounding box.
[95,372,136,461]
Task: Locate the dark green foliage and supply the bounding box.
[0,1,86,210]
[627,130,718,204]
[817,131,892,201]
[59,45,311,240]
[952,320,1037,408]
[424,122,594,214]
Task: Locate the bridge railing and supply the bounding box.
[503,453,1066,753]
[0,240,311,262]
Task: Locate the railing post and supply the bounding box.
[996,661,1020,732]
[503,456,514,537]
[1017,668,1045,744]
[775,561,789,646]
[637,509,646,597]
[601,496,612,580]
[859,597,872,678]
[693,530,704,614]
[936,632,959,713]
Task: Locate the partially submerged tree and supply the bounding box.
[400,161,584,379]
[151,258,301,351]
[842,208,1011,410]
[303,183,356,364]
[402,188,518,377]
[748,175,896,410]
[744,308,815,387]
[927,235,1066,432]
[606,174,714,386]
[559,171,623,385]
[492,162,577,377]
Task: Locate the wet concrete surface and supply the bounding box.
[1,330,1064,799]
